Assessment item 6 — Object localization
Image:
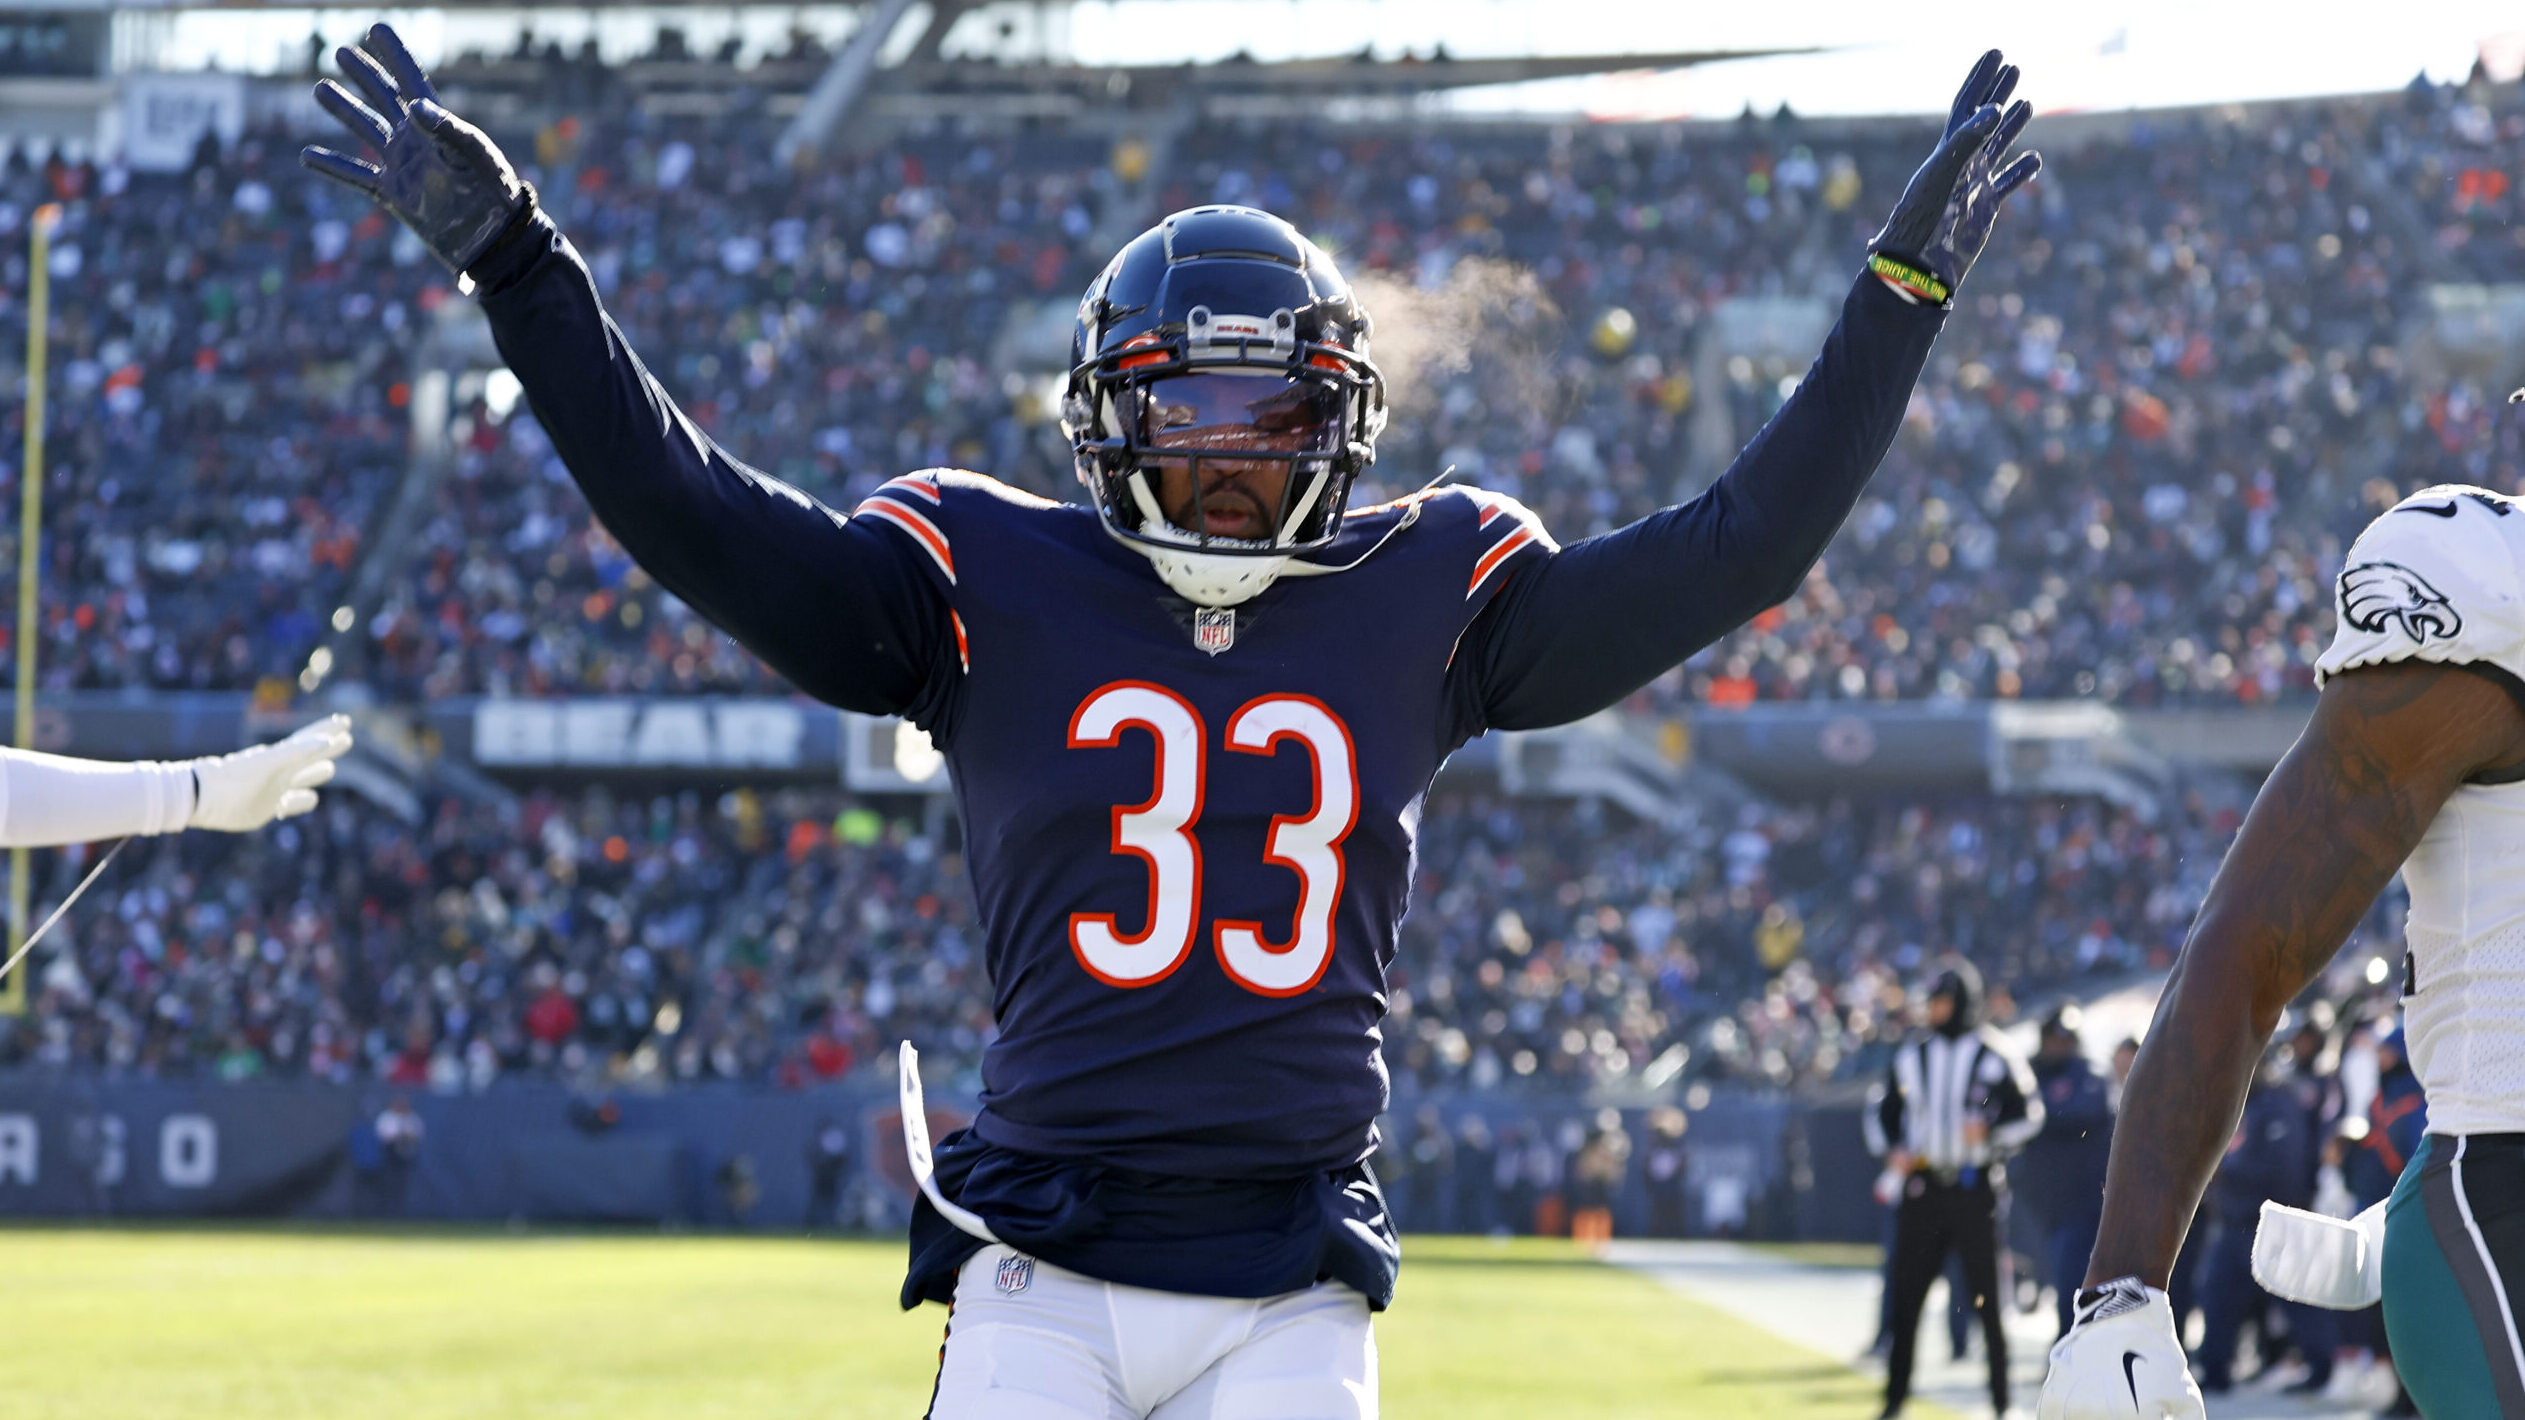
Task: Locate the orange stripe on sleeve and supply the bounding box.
[855,498,957,583]
[1467,526,1537,599]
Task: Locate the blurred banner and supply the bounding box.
[120,71,246,173]
[0,1078,895,1227]
[457,697,828,773]
[0,1079,357,1216]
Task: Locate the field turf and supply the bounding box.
[0,1228,1928,1418]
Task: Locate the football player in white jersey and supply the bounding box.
[0,715,352,849]
[2040,484,2525,1418]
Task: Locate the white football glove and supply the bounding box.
[2252,1198,2387,1309]
[2037,1276,2204,1420]
[187,714,353,832]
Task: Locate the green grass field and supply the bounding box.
[0,1228,1925,1419]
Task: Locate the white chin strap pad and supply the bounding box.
[2251,1199,2387,1309]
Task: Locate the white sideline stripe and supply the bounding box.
[2453,1136,2525,1389]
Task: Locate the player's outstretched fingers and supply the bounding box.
[334,42,405,116]
[290,712,355,754]
[289,758,339,792]
[1987,99,2033,162]
[364,23,437,102]
[1992,150,2043,200]
[1950,49,2003,121]
[1986,62,2020,112]
[274,788,319,821]
[300,146,383,198]
[314,79,393,148]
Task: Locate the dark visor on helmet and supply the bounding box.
[1133,372,1345,456]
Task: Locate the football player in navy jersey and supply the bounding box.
[306,28,2038,1417]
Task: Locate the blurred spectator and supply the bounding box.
[1568,1108,1629,1246]
[2197,1053,2324,1394]
[1401,1106,1454,1234]
[351,1093,423,1216]
[1641,1107,1691,1238]
[806,1115,854,1231]
[2019,1007,2115,1338]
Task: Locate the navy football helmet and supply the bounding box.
[1062,206,1387,606]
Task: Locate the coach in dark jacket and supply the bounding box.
[2019,1007,2114,1338]
[2196,1057,2321,1393]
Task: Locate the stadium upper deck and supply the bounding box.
[4,75,2513,704]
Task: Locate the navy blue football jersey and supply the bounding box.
[857,471,1553,1178]
[469,214,1947,1304]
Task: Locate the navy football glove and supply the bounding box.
[1867,49,2041,308]
[300,22,534,278]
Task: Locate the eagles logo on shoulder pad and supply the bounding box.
[2340,560,2462,644]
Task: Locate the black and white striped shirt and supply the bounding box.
[1867,1028,2043,1176]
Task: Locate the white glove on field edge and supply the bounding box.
[2038,1276,2205,1420]
[188,714,354,832]
[2252,1198,2388,1309]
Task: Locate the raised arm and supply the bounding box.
[467,225,950,717]
[301,24,948,718]
[1459,52,2038,732]
[2084,662,2524,1288]
[2039,660,2525,1420]
[1462,272,1942,729]
[0,717,353,847]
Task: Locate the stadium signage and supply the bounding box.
[0,1111,217,1190]
[471,699,808,770]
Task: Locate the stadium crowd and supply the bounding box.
[0,130,422,691]
[5,77,2523,701]
[0,61,2486,1330]
[0,776,2261,1098]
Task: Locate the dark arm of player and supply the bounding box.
[1462,273,1943,730]
[2082,662,2525,1288]
[463,216,947,717]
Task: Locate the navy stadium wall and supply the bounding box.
[0,1078,1881,1238]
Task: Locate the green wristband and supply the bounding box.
[1867,252,1951,308]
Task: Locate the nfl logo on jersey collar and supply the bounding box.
[1193,607,1235,656]
[995,1252,1035,1295]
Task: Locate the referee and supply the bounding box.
[1867,961,2042,1419]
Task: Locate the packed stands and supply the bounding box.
[1,65,2502,1106]
[0,783,2245,1094]
[9,79,2520,701]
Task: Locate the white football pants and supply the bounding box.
[925,1244,1378,1420]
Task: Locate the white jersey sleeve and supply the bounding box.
[2315,486,2525,689]
[0,748,196,847]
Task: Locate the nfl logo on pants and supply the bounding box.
[995,1253,1035,1296]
